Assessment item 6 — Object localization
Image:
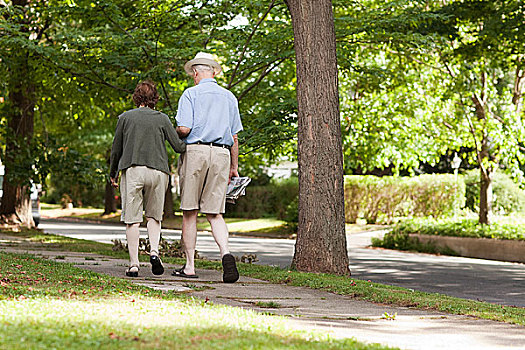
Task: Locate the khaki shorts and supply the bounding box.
[120,166,169,224]
[179,144,230,214]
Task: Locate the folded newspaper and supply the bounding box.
[226,177,251,204]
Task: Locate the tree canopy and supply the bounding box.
[1,0,523,226]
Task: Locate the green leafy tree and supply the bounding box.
[334,0,524,226]
[431,0,525,224]
[0,0,45,226]
[1,0,299,225]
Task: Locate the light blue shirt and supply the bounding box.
[175,78,243,146]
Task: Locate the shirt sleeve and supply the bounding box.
[230,97,243,135]
[175,90,194,129]
[163,116,187,154]
[109,116,124,179]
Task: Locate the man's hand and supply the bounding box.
[229,134,239,184]
[110,177,119,188]
[176,126,191,138]
[229,168,239,184]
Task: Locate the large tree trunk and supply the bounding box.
[0,69,35,227]
[0,1,35,227]
[286,0,350,275]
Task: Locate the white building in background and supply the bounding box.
[267,160,298,179]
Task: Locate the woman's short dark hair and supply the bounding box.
[133,80,159,108]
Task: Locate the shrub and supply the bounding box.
[406,174,466,218]
[381,218,525,241]
[283,197,298,232]
[225,177,298,219]
[372,217,525,256]
[464,170,525,215]
[371,230,459,256]
[344,174,466,224]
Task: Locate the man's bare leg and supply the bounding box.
[182,209,199,275]
[206,213,230,257]
[207,213,239,283]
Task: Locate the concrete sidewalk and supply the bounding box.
[1,232,524,350]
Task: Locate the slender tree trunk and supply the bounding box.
[0,1,35,227]
[103,150,117,215]
[478,134,492,224]
[103,180,118,215]
[479,169,492,224]
[286,0,350,275]
[472,87,492,225]
[163,178,175,220]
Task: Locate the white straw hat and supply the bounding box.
[184,52,222,75]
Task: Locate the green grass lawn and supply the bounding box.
[41,204,387,238]
[4,228,525,327]
[0,251,393,350]
[42,206,294,236]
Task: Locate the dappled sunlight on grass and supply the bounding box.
[223,218,287,232]
[0,251,392,350]
[0,298,392,349]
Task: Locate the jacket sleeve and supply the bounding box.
[164,116,187,154]
[109,116,124,178]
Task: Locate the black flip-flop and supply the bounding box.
[125,264,139,278]
[171,267,198,279]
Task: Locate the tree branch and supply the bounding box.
[442,62,486,176]
[35,17,50,41]
[385,48,449,74]
[45,55,131,93]
[512,57,524,113]
[227,0,276,89]
[229,58,285,89]
[101,11,175,113]
[240,136,295,155]
[237,58,286,101]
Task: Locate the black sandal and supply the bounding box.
[125,264,139,278]
[150,255,164,276]
[171,266,198,279]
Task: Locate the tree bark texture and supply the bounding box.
[103,150,118,215]
[103,180,118,215]
[0,0,35,227]
[163,178,175,220]
[472,93,492,225]
[478,134,492,225]
[479,168,492,225]
[286,0,350,275]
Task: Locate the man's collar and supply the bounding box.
[198,78,217,85]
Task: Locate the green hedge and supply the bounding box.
[373,218,525,253]
[344,175,466,224]
[464,170,525,215]
[225,178,298,219]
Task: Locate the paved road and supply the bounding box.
[40,218,525,307]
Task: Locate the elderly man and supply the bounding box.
[110,80,186,277]
[173,52,242,283]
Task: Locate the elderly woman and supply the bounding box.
[109,80,185,277]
